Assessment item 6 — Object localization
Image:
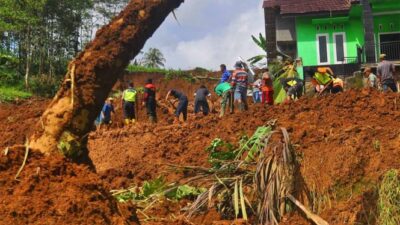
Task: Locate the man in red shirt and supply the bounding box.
[231,61,249,112]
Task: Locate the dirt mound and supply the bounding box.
[88,89,400,224]
[0,147,138,225]
[0,99,49,149]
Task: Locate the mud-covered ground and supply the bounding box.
[1,76,400,224]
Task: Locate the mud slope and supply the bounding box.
[0,147,138,225]
[0,99,49,149]
[89,89,400,224]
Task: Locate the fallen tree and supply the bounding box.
[30,0,185,159]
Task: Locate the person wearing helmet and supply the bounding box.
[231,61,249,111]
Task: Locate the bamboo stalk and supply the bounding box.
[287,194,329,225]
[15,139,30,180]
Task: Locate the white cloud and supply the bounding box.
[143,0,265,70]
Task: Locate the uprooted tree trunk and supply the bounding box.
[30,0,185,159]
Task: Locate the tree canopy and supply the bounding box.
[0,0,129,87]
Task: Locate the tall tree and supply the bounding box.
[30,0,184,160]
[141,47,166,68]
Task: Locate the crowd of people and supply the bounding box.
[95,53,398,128]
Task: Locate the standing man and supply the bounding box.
[377,54,397,93]
[231,61,249,112]
[194,85,211,116]
[220,64,231,83]
[215,82,233,118]
[166,89,188,123]
[252,75,262,103]
[122,82,137,125]
[261,69,274,105]
[143,79,157,123]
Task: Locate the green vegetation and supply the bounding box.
[248,33,267,66]
[126,65,196,82]
[140,48,166,68]
[378,169,400,225]
[205,126,273,169]
[0,0,129,93]
[112,176,206,203]
[183,125,297,224]
[0,85,31,102]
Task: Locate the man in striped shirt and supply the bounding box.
[231,61,249,112]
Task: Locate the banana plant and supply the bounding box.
[248,33,267,66]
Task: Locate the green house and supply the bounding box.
[263,0,400,75]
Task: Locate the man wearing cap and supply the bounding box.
[363,67,378,89]
[377,54,397,92]
[231,61,249,112]
[143,79,157,123]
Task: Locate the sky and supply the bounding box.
[141,0,266,71]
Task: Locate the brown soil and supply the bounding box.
[0,147,138,225]
[88,88,400,224]
[2,77,400,224]
[0,99,49,149]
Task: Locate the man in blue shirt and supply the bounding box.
[220,64,231,83]
[96,97,115,129]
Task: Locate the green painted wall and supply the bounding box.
[295,5,364,67]
[371,0,400,58]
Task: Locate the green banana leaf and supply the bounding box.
[273,65,299,104]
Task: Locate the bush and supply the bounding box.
[29,74,62,97]
[0,86,32,102]
[378,169,400,225]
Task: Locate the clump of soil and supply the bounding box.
[0,99,49,149]
[0,147,138,225]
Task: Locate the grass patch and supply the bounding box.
[126,65,184,75]
[378,169,400,225]
[126,65,196,82]
[0,85,32,102]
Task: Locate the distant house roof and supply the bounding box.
[263,0,359,15]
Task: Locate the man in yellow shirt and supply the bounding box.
[122,82,138,125]
[308,67,343,94]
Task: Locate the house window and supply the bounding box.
[333,33,347,63]
[316,25,320,31]
[317,34,330,65]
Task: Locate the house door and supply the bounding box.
[379,33,400,60]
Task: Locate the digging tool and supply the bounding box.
[167,99,177,110]
[318,80,333,96]
[287,194,329,225]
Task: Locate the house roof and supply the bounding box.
[263,0,359,15]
